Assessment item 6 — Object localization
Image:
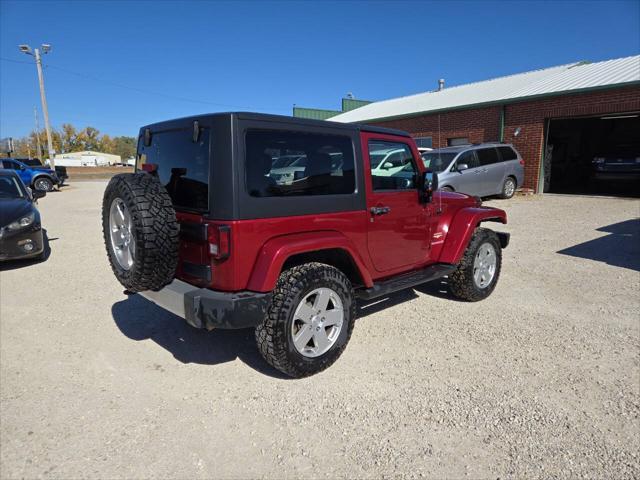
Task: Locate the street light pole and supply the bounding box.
[19,44,56,169]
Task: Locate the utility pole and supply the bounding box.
[19,44,55,168]
[34,106,43,159]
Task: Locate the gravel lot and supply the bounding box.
[1,182,639,479]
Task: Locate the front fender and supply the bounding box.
[438,207,507,264]
[246,231,373,292]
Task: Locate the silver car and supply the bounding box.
[421,143,525,199]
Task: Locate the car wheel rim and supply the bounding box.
[109,198,135,270]
[36,179,51,191]
[505,180,515,197]
[291,287,344,358]
[473,242,497,289]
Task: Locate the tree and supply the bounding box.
[7,123,137,160]
[111,136,137,160]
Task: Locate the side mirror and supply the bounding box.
[33,190,46,199]
[20,165,26,170]
[457,163,469,172]
[382,162,393,170]
[422,169,438,202]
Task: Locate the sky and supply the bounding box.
[1,0,638,139]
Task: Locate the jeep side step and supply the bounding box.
[356,263,457,301]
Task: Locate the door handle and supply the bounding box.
[370,206,391,216]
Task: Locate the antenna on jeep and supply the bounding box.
[437,113,443,213]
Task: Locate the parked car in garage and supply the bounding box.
[0,169,46,261]
[0,158,61,191]
[421,143,525,199]
[591,150,640,183]
[18,157,68,186]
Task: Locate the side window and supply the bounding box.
[455,150,479,169]
[4,160,19,170]
[368,141,417,191]
[498,146,517,161]
[476,148,500,166]
[245,130,355,197]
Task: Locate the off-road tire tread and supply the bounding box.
[255,262,356,378]
[102,173,179,292]
[449,227,502,302]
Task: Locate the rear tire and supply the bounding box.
[449,228,502,302]
[102,173,179,293]
[255,263,356,378]
[500,176,516,199]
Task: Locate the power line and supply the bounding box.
[1,56,291,112]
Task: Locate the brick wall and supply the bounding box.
[373,85,640,192]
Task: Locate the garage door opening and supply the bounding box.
[544,114,640,196]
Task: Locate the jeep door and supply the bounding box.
[363,134,432,273]
[449,149,483,195]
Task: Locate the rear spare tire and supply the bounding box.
[102,173,179,292]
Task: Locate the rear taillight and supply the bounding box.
[519,159,525,166]
[208,225,231,261]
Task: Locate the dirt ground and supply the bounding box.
[65,166,134,181]
[1,182,638,479]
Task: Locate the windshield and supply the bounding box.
[421,152,457,173]
[0,175,26,199]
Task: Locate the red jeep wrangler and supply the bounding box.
[102,113,509,377]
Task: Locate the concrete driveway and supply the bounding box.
[1,182,638,479]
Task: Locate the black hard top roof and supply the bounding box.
[140,112,411,138]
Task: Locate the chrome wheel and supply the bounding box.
[473,242,497,289]
[504,178,515,198]
[35,178,53,191]
[291,287,344,358]
[109,198,135,270]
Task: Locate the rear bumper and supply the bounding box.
[140,279,271,330]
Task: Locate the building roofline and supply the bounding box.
[356,81,640,125]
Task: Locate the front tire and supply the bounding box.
[34,177,54,192]
[255,263,356,378]
[449,228,502,302]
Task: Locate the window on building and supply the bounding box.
[447,137,470,147]
[245,130,355,197]
[413,137,433,148]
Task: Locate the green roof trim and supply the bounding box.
[341,98,372,112]
[293,107,342,120]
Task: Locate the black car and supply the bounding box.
[18,157,69,186]
[0,169,46,261]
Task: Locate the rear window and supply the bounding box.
[137,128,210,212]
[245,130,355,197]
[498,146,517,161]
